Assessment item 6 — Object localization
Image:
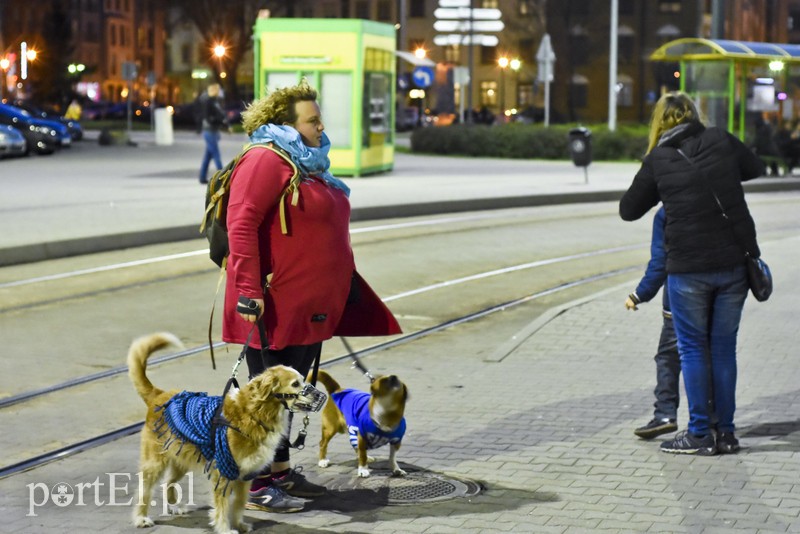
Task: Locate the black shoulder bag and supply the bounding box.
[677,149,772,302]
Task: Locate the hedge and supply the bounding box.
[410,122,649,162]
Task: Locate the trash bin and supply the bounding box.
[154,107,174,146]
[568,127,592,167]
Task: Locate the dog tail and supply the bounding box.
[127,333,183,403]
[312,369,342,394]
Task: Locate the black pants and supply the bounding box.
[245,342,322,463]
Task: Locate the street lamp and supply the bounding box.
[212,43,226,80]
[497,56,509,116]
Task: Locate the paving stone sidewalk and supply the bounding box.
[2,235,798,533]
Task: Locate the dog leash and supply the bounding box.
[340,337,375,383]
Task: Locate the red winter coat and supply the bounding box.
[221,147,401,350]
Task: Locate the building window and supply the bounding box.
[519,38,534,64]
[340,0,350,17]
[619,0,634,15]
[181,44,191,65]
[570,26,589,66]
[482,0,498,8]
[570,75,588,108]
[518,83,534,108]
[480,80,497,107]
[480,45,497,65]
[658,0,681,13]
[618,26,634,64]
[110,24,117,46]
[355,1,369,18]
[444,45,460,63]
[377,0,392,20]
[410,0,425,18]
[518,0,534,16]
[617,75,634,107]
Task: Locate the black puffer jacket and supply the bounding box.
[620,121,765,274]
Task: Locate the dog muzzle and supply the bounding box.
[274,384,327,413]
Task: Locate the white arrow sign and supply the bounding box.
[434,20,505,32]
[433,7,502,20]
[434,34,500,46]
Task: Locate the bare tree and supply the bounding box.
[165,0,293,104]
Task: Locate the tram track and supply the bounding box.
[0,243,642,410]
[0,265,637,480]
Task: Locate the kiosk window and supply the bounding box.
[320,72,353,148]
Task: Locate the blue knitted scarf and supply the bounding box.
[154,391,241,484]
[249,124,350,197]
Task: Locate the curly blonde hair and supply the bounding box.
[241,80,318,135]
[646,91,703,154]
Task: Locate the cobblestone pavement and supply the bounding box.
[2,233,798,533]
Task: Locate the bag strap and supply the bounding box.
[676,148,753,258]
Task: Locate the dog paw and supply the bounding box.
[133,515,154,528]
[357,466,371,477]
[318,458,330,468]
[235,521,253,532]
[391,468,408,477]
[166,504,188,516]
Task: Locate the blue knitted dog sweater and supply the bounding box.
[155,391,240,482]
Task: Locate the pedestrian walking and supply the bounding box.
[625,206,680,440]
[222,80,402,512]
[198,83,227,184]
[619,91,765,455]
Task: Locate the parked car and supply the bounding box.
[0,124,27,158]
[12,100,84,141]
[0,103,67,154]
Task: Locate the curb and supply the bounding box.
[2,179,798,267]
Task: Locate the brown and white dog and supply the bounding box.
[128,333,319,534]
[314,369,408,478]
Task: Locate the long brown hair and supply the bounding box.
[646,91,702,154]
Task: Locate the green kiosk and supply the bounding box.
[253,18,396,177]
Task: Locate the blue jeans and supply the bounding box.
[653,315,680,421]
[200,130,222,181]
[668,266,748,436]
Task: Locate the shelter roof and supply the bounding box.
[651,38,800,63]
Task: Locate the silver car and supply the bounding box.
[0,124,27,158]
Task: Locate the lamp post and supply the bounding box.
[213,43,226,83]
[509,58,521,110]
[0,57,9,100]
[498,56,509,118]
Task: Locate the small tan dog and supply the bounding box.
[314,369,408,478]
[128,333,323,534]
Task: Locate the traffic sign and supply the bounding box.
[412,66,434,88]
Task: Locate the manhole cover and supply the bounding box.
[327,468,482,505]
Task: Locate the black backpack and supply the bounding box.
[200,143,301,268]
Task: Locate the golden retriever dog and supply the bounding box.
[128,333,321,534]
[314,369,408,478]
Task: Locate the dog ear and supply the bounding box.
[247,369,279,405]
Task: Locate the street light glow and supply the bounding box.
[497,56,509,69]
[509,58,521,71]
[414,47,427,59]
[0,58,9,71]
[26,49,37,61]
[213,44,226,58]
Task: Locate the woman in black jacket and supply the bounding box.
[620,91,765,456]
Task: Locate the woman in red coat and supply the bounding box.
[222,81,401,512]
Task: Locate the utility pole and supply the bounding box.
[608,0,618,132]
[467,0,474,122]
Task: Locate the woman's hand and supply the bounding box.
[237,297,264,323]
[625,296,638,311]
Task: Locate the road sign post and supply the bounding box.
[536,34,555,127]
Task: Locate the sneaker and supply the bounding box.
[717,432,740,454]
[660,430,717,455]
[245,485,305,513]
[272,466,326,497]
[634,418,678,439]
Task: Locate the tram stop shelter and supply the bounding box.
[252,18,396,177]
[650,38,800,140]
